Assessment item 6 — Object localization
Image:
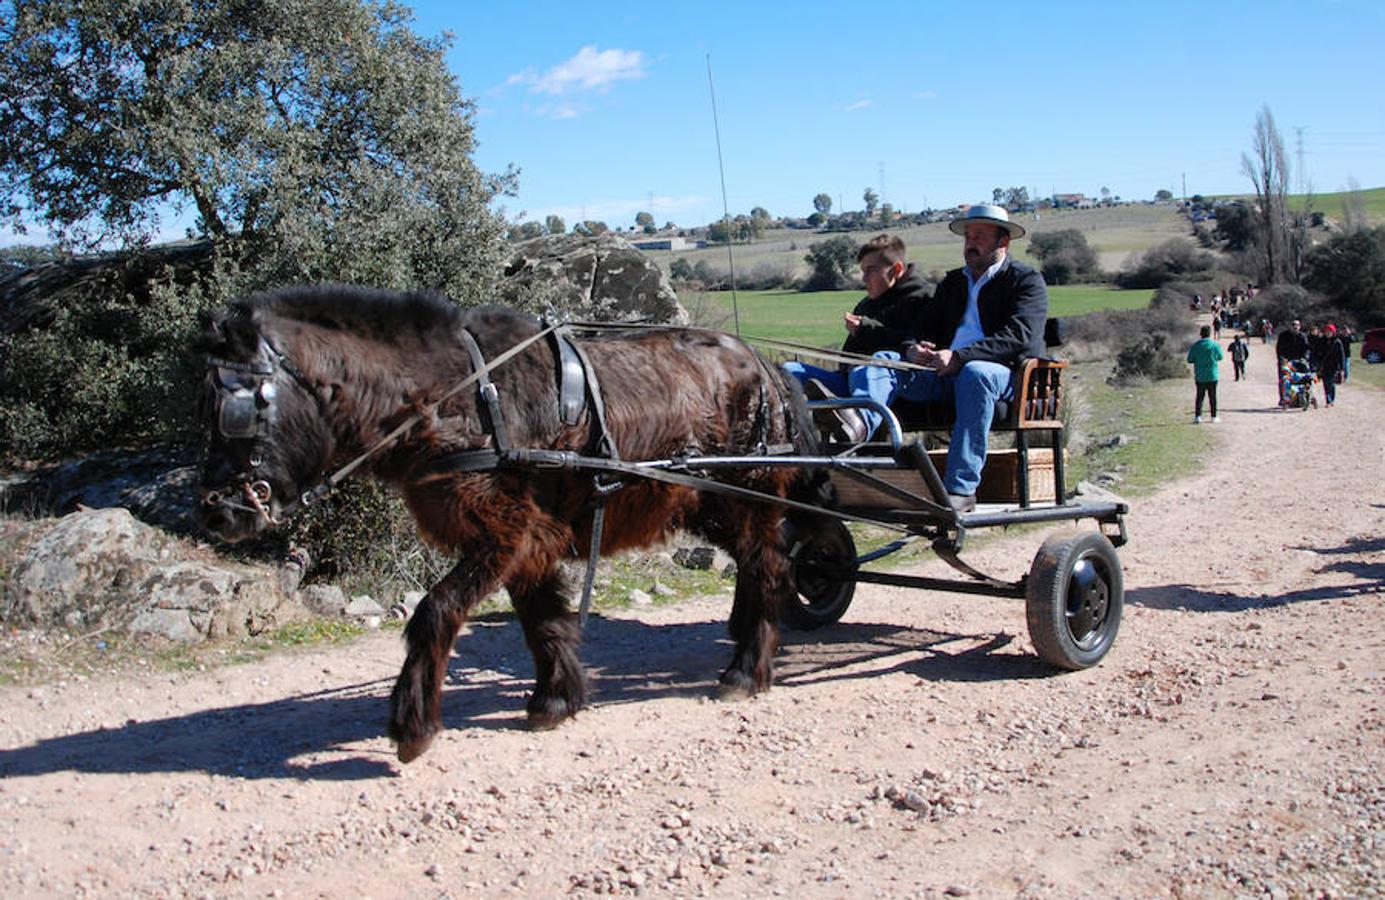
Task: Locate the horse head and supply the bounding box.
[194,305,333,542]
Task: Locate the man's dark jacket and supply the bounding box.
[1275,329,1310,362]
[839,263,932,362]
[912,257,1048,365]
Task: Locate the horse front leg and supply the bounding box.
[388,556,501,763]
[716,506,792,700]
[509,566,588,729]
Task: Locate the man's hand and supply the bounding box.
[904,340,935,364]
[907,342,961,375]
[843,312,861,334]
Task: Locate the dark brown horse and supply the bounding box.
[195,284,824,762]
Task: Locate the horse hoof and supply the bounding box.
[523,708,567,731]
[714,680,754,702]
[394,732,435,764]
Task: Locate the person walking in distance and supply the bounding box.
[1187,325,1223,423]
[1228,332,1250,381]
[1317,324,1346,407]
[1274,319,1309,407]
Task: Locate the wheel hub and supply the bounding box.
[1065,557,1110,646]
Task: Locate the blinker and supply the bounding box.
[211,361,275,441]
[219,386,262,439]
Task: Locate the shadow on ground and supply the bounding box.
[0,609,1048,783]
[1129,535,1384,613]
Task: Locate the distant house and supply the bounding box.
[1052,193,1092,209]
[632,236,695,252]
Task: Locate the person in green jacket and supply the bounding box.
[1186,325,1224,423]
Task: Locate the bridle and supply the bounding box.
[202,337,319,527]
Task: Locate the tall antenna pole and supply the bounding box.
[1293,126,1306,197]
[705,54,740,335]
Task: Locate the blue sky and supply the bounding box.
[4,0,1382,247]
[413,0,1384,230]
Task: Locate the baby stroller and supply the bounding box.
[1280,359,1317,410]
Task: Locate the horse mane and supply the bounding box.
[242,283,467,342]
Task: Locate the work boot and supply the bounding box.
[947,493,977,514]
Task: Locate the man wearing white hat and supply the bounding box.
[894,203,1048,512]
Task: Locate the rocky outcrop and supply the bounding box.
[499,233,687,324]
[5,508,305,642]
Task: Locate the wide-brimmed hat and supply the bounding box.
[949,203,1026,239]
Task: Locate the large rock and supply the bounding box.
[10,508,173,629]
[0,446,200,534]
[7,508,304,641]
[499,233,688,324]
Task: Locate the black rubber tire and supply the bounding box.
[1025,531,1124,670]
[1366,350,1382,364]
[782,520,857,630]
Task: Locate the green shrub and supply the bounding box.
[1108,333,1187,384]
[1116,239,1216,289]
[0,258,236,462]
[802,236,859,291]
[1028,229,1101,285]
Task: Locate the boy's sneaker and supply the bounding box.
[1193,415,1202,424]
[1211,416,1220,423]
[804,378,868,443]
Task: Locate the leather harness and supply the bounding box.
[441,322,623,627]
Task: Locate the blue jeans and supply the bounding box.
[893,359,1014,496]
[785,355,1013,497]
[782,358,898,432]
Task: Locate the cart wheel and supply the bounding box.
[782,520,857,630]
[1025,531,1123,670]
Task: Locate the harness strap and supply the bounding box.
[458,328,511,454]
[559,333,621,629]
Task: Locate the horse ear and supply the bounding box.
[194,306,259,358]
[195,310,230,355]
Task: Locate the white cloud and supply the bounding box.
[511,46,646,96]
[846,99,872,111]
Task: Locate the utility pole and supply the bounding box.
[1181,173,1186,203]
[1293,126,1306,196]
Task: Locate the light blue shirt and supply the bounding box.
[950,257,1006,351]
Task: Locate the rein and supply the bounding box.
[285,321,563,518]
[562,320,931,373]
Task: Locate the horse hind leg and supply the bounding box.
[388,557,500,763]
[715,505,792,701]
[510,566,588,729]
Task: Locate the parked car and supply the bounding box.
[1363,328,1385,364]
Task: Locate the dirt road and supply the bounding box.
[2,350,1381,899]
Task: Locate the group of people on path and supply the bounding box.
[782,204,1046,514]
[1186,315,1354,422]
[1272,318,1351,407]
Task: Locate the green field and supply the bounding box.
[686,283,1153,348]
[1211,185,1385,221]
